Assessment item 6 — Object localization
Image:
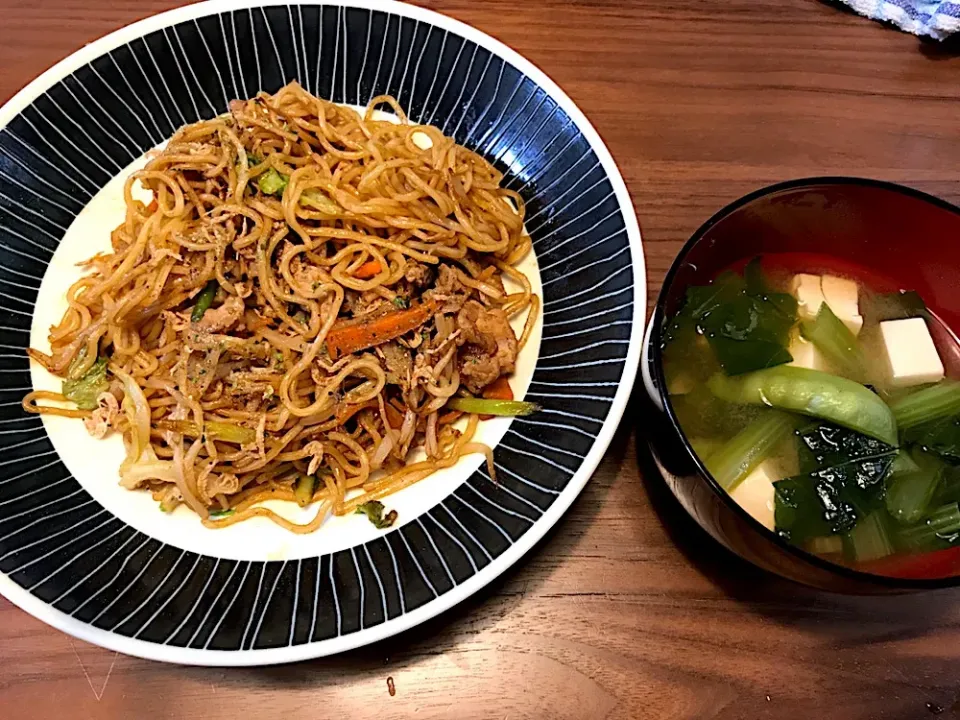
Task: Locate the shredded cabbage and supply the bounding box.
[62,358,109,410]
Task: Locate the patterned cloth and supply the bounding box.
[840,0,960,39]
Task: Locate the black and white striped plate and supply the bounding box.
[0,0,644,664]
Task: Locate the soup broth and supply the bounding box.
[662,254,960,579]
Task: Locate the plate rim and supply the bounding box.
[0,0,646,665]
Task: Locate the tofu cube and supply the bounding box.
[879,318,945,387]
[730,461,778,531]
[787,331,828,371]
[820,274,857,312]
[821,275,863,335]
[777,440,799,480]
[790,274,824,321]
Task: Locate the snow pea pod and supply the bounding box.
[707,366,898,446]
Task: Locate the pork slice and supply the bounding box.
[455,300,518,394]
[195,295,245,332]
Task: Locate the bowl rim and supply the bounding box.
[650,175,960,591]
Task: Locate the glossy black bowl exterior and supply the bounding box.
[646,178,960,594]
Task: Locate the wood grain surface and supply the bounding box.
[1,1,960,718]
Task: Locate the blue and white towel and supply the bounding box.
[841,0,960,39]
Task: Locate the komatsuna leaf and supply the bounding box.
[774,422,896,543]
[905,415,960,466]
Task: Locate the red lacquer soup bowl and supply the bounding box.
[642,178,960,593]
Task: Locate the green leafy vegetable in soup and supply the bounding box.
[891,381,960,430]
[705,411,796,492]
[885,449,942,524]
[667,259,797,376]
[661,254,960,577]
[801,304,864,380]
[905,416,960,465]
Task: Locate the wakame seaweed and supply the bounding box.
[669,258,797,376]
[774,423,897,543]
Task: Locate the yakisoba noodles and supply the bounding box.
[24,82,539,534]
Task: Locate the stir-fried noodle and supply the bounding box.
[24,82,538,533]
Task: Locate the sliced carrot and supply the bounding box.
[326,300,437,358]
[437,410,463,425]
[334,399,378,426]
[384,402,404,429]
[482,376,514,401]
[479,376,514,420]
[146,199,158,213]
[353,260,382,279]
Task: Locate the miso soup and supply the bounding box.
[662,254,960,579]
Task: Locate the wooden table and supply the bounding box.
[2,1,959,718]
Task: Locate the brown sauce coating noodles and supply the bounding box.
[23,83,537,533]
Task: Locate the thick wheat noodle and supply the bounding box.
[24,82,538,534]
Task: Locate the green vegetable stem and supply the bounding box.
[890,381,960,430]
[191,281,219,323]
[157,419,256,445]
[703,411,795,491]
[801,303,863,380]
[896,503,960,551]
[845,510,895,562]
[885,450,942,525]
[295,475,316,507]
[446,398,540,417]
